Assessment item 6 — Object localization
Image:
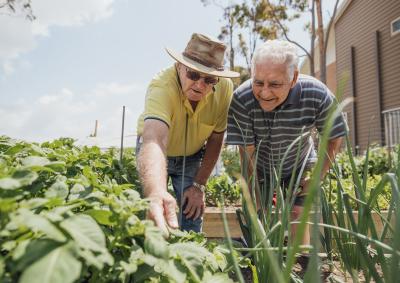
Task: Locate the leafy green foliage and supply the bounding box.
[323,174,392,210]
[206,175,241,207]
[220,147,241,179]
[334,143,398,178]
[0,136,236,283]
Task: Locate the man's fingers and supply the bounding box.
[147,193,178,237]
[164,196,178,229]
[182,192,188,207]
[183,193,192,214]
[193,206,202,220]
[148,202,169,237]
[183,201,191,214]
[185,206,197,219]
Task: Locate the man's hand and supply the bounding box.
[182,186,205,220]
[147,192,179,237]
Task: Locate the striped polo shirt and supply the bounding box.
[226,74,347,180]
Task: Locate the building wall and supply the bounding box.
[315,62,337,95]
[335,0,400,151]
[300,27,337,94]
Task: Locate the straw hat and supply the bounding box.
[166,33,239,78]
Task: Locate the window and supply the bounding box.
[383,108,400,147]
[391,16,400,36]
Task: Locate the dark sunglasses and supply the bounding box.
[185,68,219,85]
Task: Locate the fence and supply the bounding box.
[383,107,400,148]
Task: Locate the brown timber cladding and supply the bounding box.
[335,0,400,151]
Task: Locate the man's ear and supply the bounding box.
[290,70,299,89]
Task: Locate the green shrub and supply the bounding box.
[335,143,398,178]
[220,147,241,179]
[323,174,392,210]
[206,174,241,207]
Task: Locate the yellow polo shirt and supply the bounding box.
[137,65,233,157]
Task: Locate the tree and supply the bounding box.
[206,0,340,84]
[264,0,339,83]
[230,0,284,72]
[315,0,339,84]
[201,1,240,70]
[202,0,286,78]
[262,0,313,73]
[0,0,35,20]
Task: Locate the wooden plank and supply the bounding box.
[203,207,394,241]
[203,207,242,238]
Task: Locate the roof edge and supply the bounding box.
[334,0,352,24]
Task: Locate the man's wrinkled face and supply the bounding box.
[177,64,218,102]
[252,61,298,112]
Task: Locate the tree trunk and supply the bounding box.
[309,0,315,77]
[315,0,326,84]
[229,13,235,70]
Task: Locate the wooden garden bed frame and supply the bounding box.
[203,207,394,239]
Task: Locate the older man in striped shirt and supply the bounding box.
[227,40,347,247]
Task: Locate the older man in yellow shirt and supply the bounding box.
[136,33,239,235]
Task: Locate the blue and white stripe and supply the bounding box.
[226,75,347,179]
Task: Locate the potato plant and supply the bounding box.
[0,136,238,283]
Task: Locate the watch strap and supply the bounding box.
[192,182,206,193]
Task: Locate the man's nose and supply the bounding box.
[193,79,208,89]
[260,86,272,97]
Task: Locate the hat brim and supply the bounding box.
[165,47,240,78]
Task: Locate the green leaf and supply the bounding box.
[0,170,38,190]
[157,259,187,283]
[60,214,106,252]
[21,156,50,167]
[170,243,212,277]
[213,247,228,271]
[0,256,4,277]
[0,157,7,168]
[68,183,90,201]
[45,161,66,172]
[29,144,47,156]
[19,243,81,283]
[21,198,49,209]
[45,180,68,199]
[14,170,39,186]
[0,197,18,212]
[84,209,114,226]
[4,144,25,155]
[76,247,106,270]
[14,239,61,271]
[120,261,138,275]
[120,245,144,275]
[19,209,67,242]
[0,177,21,190]
[202,271,234,283]
[144,226,169,259]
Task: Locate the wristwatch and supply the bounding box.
[192,182,206,193]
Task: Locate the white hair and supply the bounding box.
[251,40,299,80]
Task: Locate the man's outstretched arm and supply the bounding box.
[138,119,178,236]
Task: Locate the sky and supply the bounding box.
[0,0,335,147]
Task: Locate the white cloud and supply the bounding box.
[0,0,114,75]
[0,81,146,147]
[3,60,15,75]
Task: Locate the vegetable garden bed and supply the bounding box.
[1,135,399,283]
